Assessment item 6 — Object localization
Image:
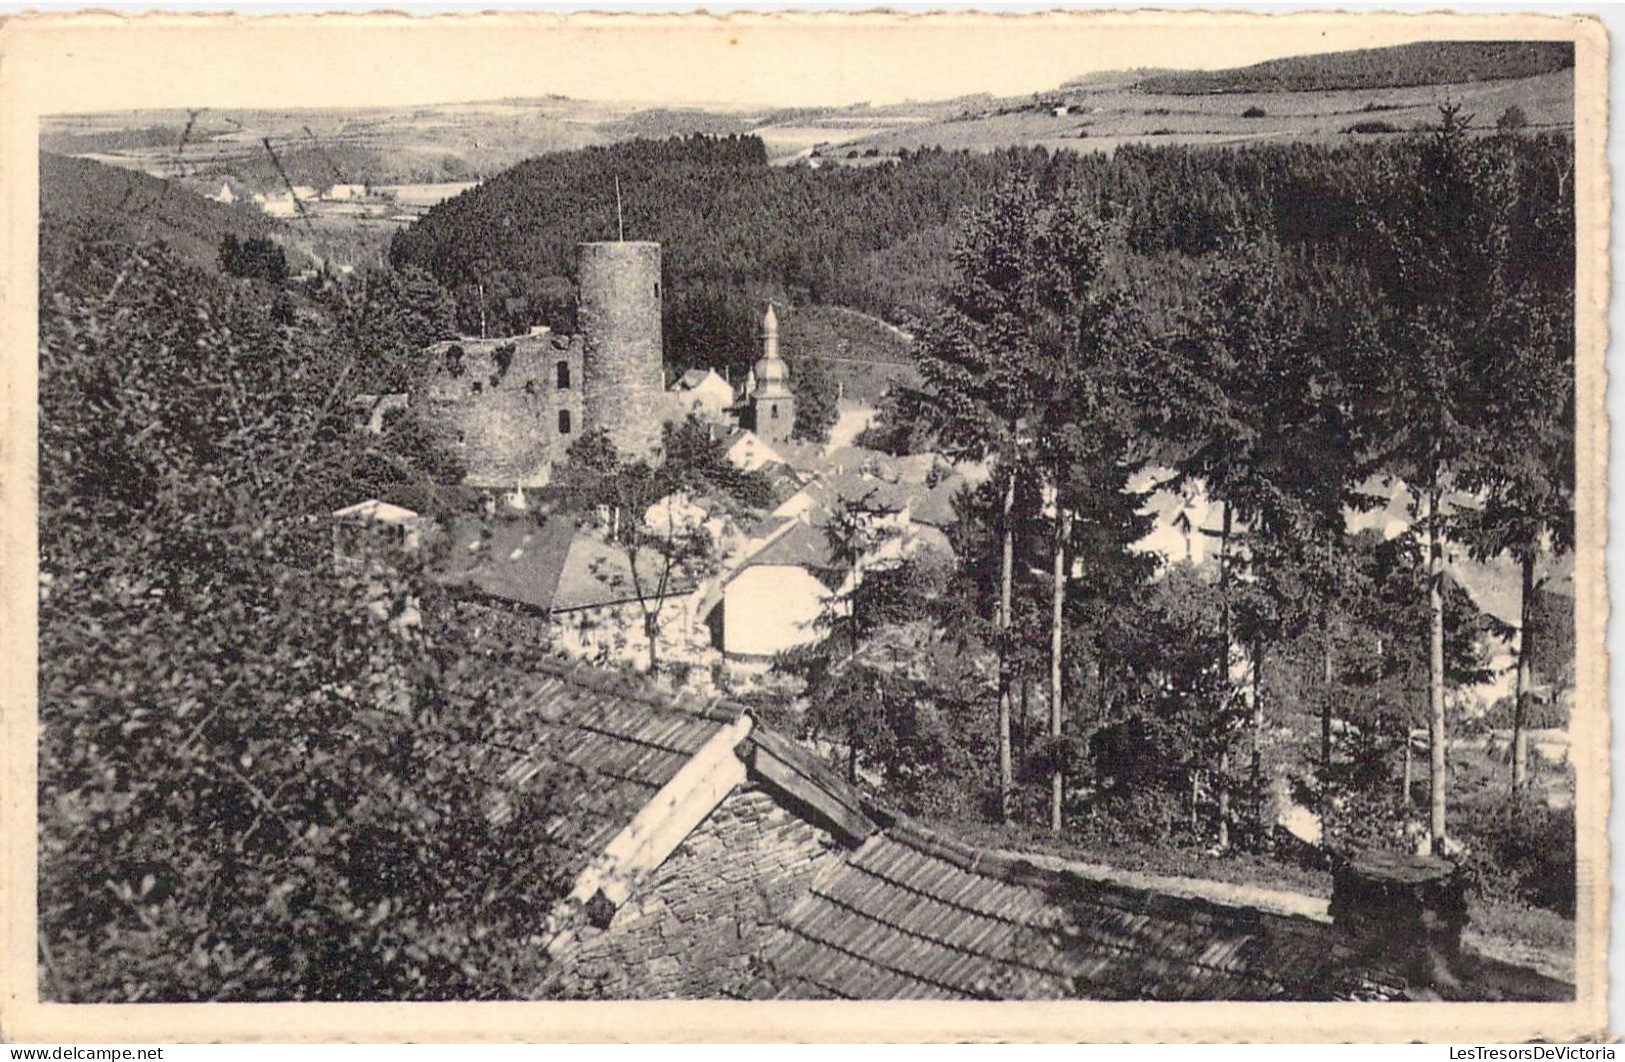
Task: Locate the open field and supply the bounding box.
[836,68,1573,157]
[42,59,1571,204]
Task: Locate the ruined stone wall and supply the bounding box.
[547,785,843,999]
[416,332,584,487]
[578,241,665,460]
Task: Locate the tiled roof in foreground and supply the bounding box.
[758,822,1405,1002]
[461,661,736,887]
[437,660,1573,1003]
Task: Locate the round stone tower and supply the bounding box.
[578,241,665,459]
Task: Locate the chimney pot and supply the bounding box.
[1330,849,1468,994]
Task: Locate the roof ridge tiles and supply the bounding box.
[520,657,746,724]
[884,819,1058,893]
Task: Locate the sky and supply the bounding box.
[2,9,1591,114]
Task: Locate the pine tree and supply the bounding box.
[1360,106,1523,852]
[918,179,1152,830]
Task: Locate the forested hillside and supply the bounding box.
[38,109,1581,1001]
[1133,40,1573,95]
[391,129,1572,377]
[41,152,285,272]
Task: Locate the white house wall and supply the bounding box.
[723,566,830,658]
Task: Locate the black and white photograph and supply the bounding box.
[1,9,1608,1042]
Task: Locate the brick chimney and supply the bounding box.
[1329,849,1469,994]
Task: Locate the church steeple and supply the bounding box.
[749,302,795,443]
[753,303,791,400]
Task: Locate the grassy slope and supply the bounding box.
[846,68,1573,157]
[778,304,921,406]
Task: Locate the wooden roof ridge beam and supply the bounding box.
[742,725,880,848]
[544,710,755,955]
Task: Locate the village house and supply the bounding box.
[331,497,434,554]
[704,472,953,669]
[713,423,785,475]
[434,514,711,674]
[668,367,736,422]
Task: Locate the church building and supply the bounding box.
[743,304,796,444]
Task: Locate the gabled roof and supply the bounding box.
[439,516,576,613]
[332,498,426,526]
[739,518,839,574]
[459,660,740,887]
[672,368,728,392]
[552,530,698,611]
[793,472,913,517]
[436,517,696,614]
[451,659,1571,1003]
[772,439,828,473]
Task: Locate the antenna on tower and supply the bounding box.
[614,175,625,242]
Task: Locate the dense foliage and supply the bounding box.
[219,234,289,283]
[770,117,1572,901]
[38,231,572,1001]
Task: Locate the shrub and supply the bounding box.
[1242,106,1267,119]
[1497,105,1530,131]
[1342,120,1399,135]
[219,234,288,283]
[1455,797,1575,917]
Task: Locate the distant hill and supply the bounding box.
[780,304,920,405]
[1132,40,1573,95]
[40,124,185,154]
[40,152,284,272]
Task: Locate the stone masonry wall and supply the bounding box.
[547,784,844,999]
[417,332,584,487]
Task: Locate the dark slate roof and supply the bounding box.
[739,519,839,575]
[436,516,696,614]
[758,822,1412,1002]
[438,516,576,613]
[465,661,739,884]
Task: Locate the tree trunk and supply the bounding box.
[1512,549,1535,792]
[1251,638,1265,839]
[1019,678,1030,773]
[644,610,660,676]
[1217,501,1232,847]
[998,464,1015,823]
[1190,768,1200,833]
[1321,620,1333,825]
[1320,534,1334,828]
[1427,485,1448,854]
[847,709,858,785]
[1402,728,1413,805]
[1050,506,1068,832]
